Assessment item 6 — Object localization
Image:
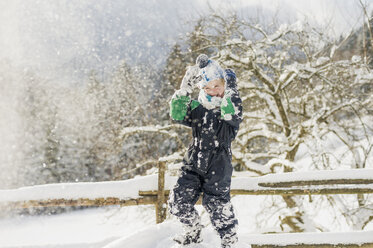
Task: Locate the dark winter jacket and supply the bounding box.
[170,69,243,174]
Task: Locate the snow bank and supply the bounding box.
[103,220,373,248]
[102,221,183,248]
[240,230,373,245]
[0,206,156,248]
[102,220,246,248]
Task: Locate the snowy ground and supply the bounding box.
[1,171,373,247]
[1,202,372,248]
[0,195,264,248]
[105,221,373,248]
[0,206,155,248]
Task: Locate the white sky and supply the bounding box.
[197,0,373,37]
[0,0,372,77]
[1,0,372,62]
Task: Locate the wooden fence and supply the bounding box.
[2,162,373,247]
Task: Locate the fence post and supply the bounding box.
[156,161,167,224]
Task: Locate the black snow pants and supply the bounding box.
[169,145,238,241]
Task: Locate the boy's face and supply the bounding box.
[203,78,225,98]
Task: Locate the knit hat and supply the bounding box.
[194,54,225,109]
[196,54,224,89]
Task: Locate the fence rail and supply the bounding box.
[3,196,157,209]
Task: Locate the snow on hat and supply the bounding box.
[196,54,224,89]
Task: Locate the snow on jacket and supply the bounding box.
[170,69,243,174]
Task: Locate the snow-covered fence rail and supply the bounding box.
[1,168,373,206]
[1,167,373,219]
[141,168,373,197]
[0,165,176,211]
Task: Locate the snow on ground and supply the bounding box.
[104,220,373,248]
[1,194,372,248]
[0,199,372,247]
[103,220,252,248]
[0,194,265,248]
[1,170,373,247]
[0,206,155,248]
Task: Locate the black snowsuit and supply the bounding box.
[168,69,243,242]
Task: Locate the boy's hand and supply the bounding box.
[180,65,200,94]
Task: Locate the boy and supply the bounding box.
[168,54,243,248]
